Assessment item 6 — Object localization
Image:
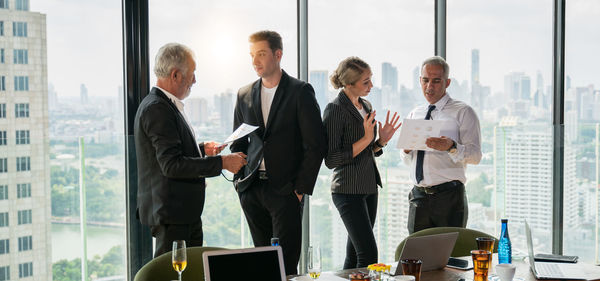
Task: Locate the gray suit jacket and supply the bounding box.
[134,87,222,226]
[323,91,382,194]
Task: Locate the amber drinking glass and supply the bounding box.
[471,250,491,281]
[401,259,422,281]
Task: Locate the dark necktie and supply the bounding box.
[415,105,436,184]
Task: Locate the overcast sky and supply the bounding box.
[32,0,599,99]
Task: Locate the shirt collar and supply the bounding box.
[430,92,451,111]
[156,86,184,111]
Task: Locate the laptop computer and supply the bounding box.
[525,220,587,280]
[203,246,286,281]
[391,232,459,275]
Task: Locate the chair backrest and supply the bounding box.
[395,227,497,260]
[134,246,226,281]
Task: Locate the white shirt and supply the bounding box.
[259,84,278,171]
[401,93,482,187]
[354,104,368,118]
[156,86,203,156]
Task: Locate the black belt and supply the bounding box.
[258,171,268,180]
[416,180,462,195]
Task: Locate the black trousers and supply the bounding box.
[332,193,378,269]
[239,178,303,275]
[407,181,468,234]
[150,219,203,258]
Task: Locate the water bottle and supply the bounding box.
[498,219,512,264]
[271,237,279,246]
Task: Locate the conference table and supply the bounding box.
[288,255,600,281]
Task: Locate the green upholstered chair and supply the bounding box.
[394,227,498,260]
[134,246,226,281]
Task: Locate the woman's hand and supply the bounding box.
[377,110,401,145]
[363,110,377,141]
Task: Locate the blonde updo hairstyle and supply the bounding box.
[330,56,371,90]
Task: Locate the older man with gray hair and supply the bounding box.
[402,56,482,234]
[134,43,247,257]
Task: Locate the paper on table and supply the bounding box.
[223,123,259,144]
[396,119,446,151]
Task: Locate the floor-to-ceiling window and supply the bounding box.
[563,0,600,263]
[308,1,434,269]
[447,0,554,256]
[148,0,297,250]
[0,1,127,280]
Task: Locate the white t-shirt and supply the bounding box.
[259,84,278,171]
[354,104,368,118]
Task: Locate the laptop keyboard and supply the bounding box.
[536,262,565,277]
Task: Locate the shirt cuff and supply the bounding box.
[448,142,465,163]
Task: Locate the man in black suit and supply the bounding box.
[135,43,247,258]
[231,31,327,275]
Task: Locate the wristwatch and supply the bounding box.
[447,140,457,154]
[374,140,386,148]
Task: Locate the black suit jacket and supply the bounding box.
[134,87,222,226]
[231,70,327,195]
[322,91,382,194]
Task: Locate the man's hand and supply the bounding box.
[222,152,247,173]
[204,141,227,156]
[425,136,454,151]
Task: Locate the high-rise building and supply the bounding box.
[504,72,530,100]
[382,62,398,93]
[0,3,52,280]
[494,121,577,242]
[470,49,483,117]
[80,83,88,105]
[185,97,209,126]
[412,66,420,92]
[471,49,480,85]
[309,70,328,111]
[375,167,412,263]
[216,91,233,135]
[520,76,531,100]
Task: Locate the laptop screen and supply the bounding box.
[525,220,537,272]
[203,246,285,281]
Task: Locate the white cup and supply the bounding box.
[496,263,516,281]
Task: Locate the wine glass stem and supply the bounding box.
[178,271,182,281]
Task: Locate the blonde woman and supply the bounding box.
[323,57,401,269]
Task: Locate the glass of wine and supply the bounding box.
[307,245,322,279]
[172,240,187,281]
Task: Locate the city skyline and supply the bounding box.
[3,0,599,277]
[31,0,600,98]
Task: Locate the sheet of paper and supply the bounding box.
[396,119,446,151]
[223,123,259,144]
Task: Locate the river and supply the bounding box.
[51,223,126,262]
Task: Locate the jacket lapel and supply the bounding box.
[338,91,364,121]
[250,80,265,131]
[153,87,197,149]
[264,70,290,135]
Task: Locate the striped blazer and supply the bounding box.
[323,91,383,194]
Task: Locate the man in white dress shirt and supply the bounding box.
[402,56,482,234]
